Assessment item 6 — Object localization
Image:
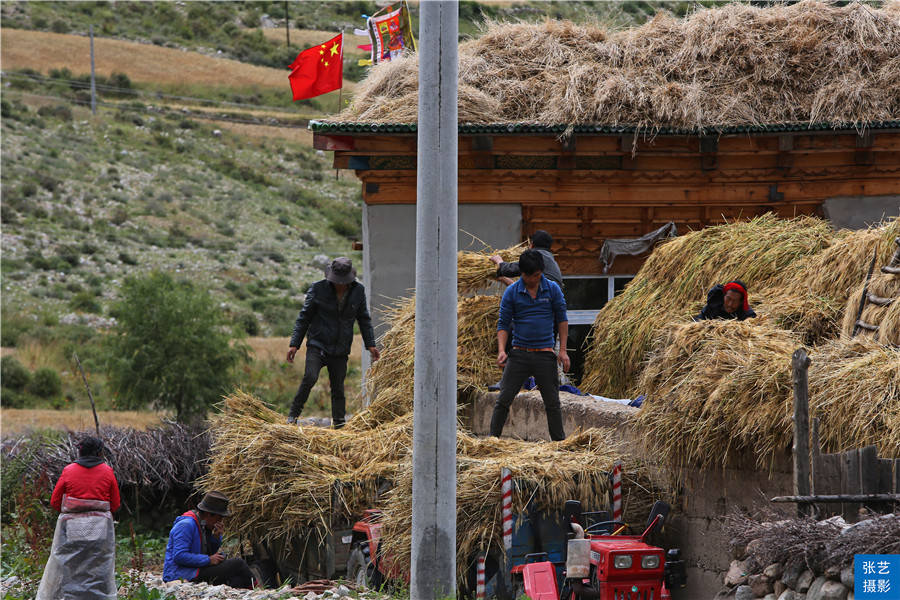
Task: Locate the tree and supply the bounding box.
[106,271,246,421]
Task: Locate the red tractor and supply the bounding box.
[515,500,687,600]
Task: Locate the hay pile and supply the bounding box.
[582,215,899,398]
[634,323,900,471]
[583,215,900,471]
[358,243,527,428]
[343,1,900,130]
[201,392,651,579]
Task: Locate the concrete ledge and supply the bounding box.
[463,389,638,441]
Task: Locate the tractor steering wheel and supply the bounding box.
[584,520,628,534]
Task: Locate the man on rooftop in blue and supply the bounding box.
[490,249,569,441]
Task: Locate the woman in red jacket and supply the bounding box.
[37,436,121,600]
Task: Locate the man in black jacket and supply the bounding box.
[286,257,380,427]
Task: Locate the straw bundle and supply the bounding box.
[359,292,504,430]
[809,338,900,458]
[581,215,833,397]
[202,391,651,583]
[634,320,800,472]
[343,1,900,130]
[378,428,655,580]
[633,322,900,472]
[197,391,413,544]
[458,243,525,295]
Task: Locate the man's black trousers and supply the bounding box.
[196,558,254,589]
[490,349,565,441]
[289,347,349,427]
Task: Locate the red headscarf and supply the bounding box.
[723,281,750,312]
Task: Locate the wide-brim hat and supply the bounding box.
[197,491,231,517]
[325,257,357,285]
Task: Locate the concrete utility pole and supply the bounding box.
[89,25,97,115]
[410,1,458,598]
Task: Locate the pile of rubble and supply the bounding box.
[128,572,388,600]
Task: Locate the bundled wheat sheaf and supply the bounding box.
[343,1,900,130]
[584,215,900,471]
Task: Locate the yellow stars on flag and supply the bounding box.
[330,42,339,56]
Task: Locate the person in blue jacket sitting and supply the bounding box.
[163,491,254,589]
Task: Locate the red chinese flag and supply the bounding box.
[288,33,343,101]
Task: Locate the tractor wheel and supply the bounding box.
[346,543,380,588]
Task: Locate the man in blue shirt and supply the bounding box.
[163,491,253,589]
[491,249,569,441]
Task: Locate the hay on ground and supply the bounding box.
[343,1,900,130]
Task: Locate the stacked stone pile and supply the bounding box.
[716,512,900,600]
[718,555,855,600]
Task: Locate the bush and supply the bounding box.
[36,104,72,121]
[1,356,31,391]
[28,367,62,398]
[1,387,26,408]
[69,291,103,314]
[235,312,259,336]
[105,271,247,421]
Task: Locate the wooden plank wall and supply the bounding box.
[812,443,900,519]
[318,130,900,275]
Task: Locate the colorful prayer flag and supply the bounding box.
[367,2,416,65]
[288,33,343,101]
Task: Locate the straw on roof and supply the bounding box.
[343,1,900,129]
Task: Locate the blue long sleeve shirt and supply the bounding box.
[498,276,567,349]
[163,512,222,582]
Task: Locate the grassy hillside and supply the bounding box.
[1,94,361,337]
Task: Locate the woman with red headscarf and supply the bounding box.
[694,280,757,321]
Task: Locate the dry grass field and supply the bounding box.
[204,119,313,143]
[0,408,170,435]
[258,27,369,58]
[1,28,360,93]
[246,335,363,365]
[1,28,288,89]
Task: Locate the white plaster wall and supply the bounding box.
[822,195,899,229]
[362,203,522,337]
